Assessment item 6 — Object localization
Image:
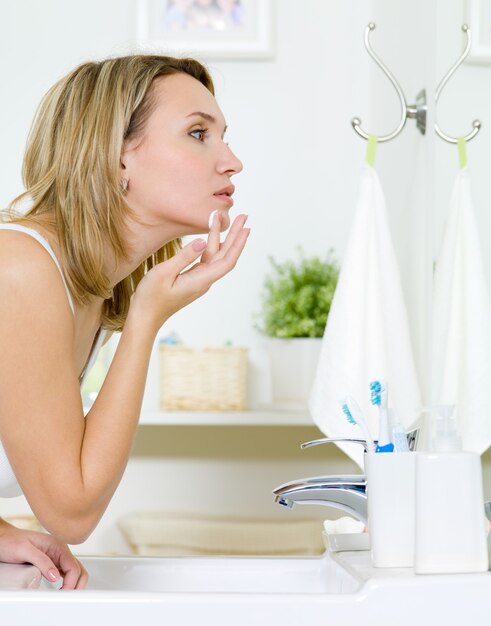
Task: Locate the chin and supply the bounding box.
[205,209,231,233]
[219,211,231,230]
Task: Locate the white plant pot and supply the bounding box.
[267,337,323,410]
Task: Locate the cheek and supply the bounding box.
[132,149,180,194]
[128,145,210,217]
[145,144,206,191]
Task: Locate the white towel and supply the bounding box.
[309,165,421,468]
[431,167,491,454]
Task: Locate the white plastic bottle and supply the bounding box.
[414,405,489,574]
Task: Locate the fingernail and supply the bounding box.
[48,569,60,581]
[192,239,207,252]
[208,210,219,229]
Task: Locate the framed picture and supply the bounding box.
[466,0,491,62]
[137,0,275,60]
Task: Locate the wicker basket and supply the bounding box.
[159,345,248,411]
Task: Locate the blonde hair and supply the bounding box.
[5,55,214,331]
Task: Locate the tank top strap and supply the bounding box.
[0,223,75,314]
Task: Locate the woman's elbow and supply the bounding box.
[37,507,101,545]
[48,518,97,545]
[26,484,107,544]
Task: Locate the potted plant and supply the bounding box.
[257,249,339,409]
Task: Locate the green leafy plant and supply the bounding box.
[258,249,339,338]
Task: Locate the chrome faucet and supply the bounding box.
[273,473,368,525]
[273,437,369,525]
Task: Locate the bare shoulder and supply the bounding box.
[0,228,74,323]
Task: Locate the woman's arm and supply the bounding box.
[0,518,87,589]
[0,216,249,543]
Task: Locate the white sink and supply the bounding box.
[0,551,490,626]
[81,554,360,594]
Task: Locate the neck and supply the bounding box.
[105,217,186,288]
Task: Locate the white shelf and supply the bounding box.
[138,408,315,426]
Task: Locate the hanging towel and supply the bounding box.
[431,166,491,454]
[309,164,421,468]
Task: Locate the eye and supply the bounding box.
[189,127,208,142]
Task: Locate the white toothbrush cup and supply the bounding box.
[365,451,415,567]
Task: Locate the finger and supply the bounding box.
[201,210,222,263]
[51,543,86,590]
[200,227,250,284]
[162,238,207,277]
[174,227,250,296]
[60,558,87,590]
[75,563,89,590]
[213,214,248,259]
[20,543,61,585]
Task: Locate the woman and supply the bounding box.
[0,54,249,588]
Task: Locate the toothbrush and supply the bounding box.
[369,380,394,452]
[341,396,376,453]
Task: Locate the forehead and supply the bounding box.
[151,73,224,125]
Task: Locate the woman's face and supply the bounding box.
[121,73,243,235]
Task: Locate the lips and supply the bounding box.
[213,184,235,207]
[213,184,235,198]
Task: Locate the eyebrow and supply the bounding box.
[186,111,228,135]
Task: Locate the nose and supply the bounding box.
[217,144,243,176]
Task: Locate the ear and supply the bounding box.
[120,144,129,171]
[120,138,137,176]
[120,148,130,193]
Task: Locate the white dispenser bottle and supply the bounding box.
[414,405,489,574]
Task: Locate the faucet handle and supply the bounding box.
[301,437,373,452]
[301,429,421,453]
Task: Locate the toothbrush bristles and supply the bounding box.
[342,403,357,425]
[369,380,383,405]
[341,396,376,452]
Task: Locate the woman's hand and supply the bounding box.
[130,213,250,332]
[0,519,87,589]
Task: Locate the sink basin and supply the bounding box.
[81,554,360,594]
[0,551,490,626]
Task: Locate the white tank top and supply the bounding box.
[0,224,107,497]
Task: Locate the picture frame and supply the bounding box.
[136,0,275,60]
[466,0,491,63]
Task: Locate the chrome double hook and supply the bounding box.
[352,23,481,145]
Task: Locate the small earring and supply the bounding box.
[121,178,128,193]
